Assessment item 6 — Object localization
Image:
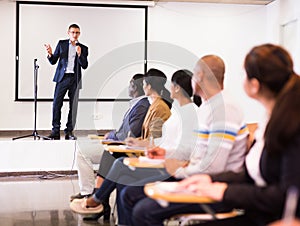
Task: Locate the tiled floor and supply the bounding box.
[0,175,118,226]
[0,133,180,226]
[0,133,118,226]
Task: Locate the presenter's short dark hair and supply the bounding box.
[69,24,80,30]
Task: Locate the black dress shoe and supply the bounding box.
[47,133,60,140]
[65,132,77,140]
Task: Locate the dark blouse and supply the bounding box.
[211,135,300,225]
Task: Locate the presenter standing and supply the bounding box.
[44,24,88,140]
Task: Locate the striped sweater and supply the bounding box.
[175,90,249,179]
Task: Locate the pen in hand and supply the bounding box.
[126,131,134,146]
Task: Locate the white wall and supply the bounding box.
[147,2,268,123]
[280,0,300,73]
[0,0,298,131]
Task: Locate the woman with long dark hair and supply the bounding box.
[138,68,173,139]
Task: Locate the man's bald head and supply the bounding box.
[192,55,225,99]
[199,55,225,88]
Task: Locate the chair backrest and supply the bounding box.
[246,123,258,153]
[167,209,244,226]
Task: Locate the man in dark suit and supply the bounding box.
[104,74,150,141]
[44,24,88,140]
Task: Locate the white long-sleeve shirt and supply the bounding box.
[154,101,199,161]
[245,114,269,187]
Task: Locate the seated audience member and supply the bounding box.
[104,74,149,141]
[120,54,250,226]
[70,68,173,222]
[129,44,300,226]
[136,68,173,139]
[92,68,174,193]
[70,73,150,201]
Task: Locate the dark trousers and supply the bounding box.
[191,215,259,226]
[97,151,127,178]
[92,157,169,225]
[52,74,79,134]
[121,185,234,226]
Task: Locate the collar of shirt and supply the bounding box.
[129,95,147,108]
[122,96,147,120]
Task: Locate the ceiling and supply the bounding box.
[141,0,274,4]
[107,0,275,4]
[10,0,275,5]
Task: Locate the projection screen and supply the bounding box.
[16,1,147,101]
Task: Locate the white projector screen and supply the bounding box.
[16,2,147,101]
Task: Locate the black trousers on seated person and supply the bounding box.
[121,185,235,226]
[96,150,127,178]
[92,156,169,225]
[192,215,258,226]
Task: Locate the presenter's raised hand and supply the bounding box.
[44,44,52,57]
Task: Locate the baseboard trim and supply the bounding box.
[0,170,78,178]
[0,130,112,137]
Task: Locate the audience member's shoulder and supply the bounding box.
[221,90,245,120]
[221,90,243,106]
[139,96,150,106]
[155,98,171,111]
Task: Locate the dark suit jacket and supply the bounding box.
[107,97,150,141]
[48,39,88,89]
